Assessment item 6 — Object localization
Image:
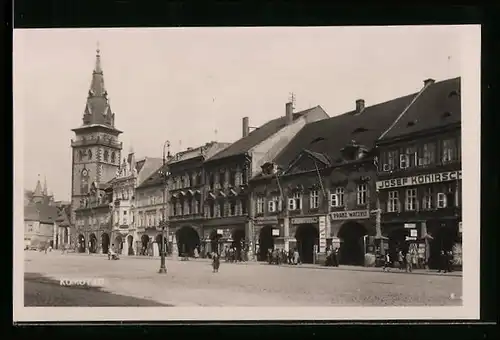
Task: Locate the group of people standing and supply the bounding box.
[221,246,247,263]
[266,248,300,265]
[382,248,455,273]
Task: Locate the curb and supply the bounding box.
[56,252,462,277]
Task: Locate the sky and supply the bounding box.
[15,26,470,201]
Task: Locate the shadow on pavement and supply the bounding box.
[24,273,172,307]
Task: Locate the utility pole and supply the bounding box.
[158,140,170,274]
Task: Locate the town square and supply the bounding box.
[16,26,477,314]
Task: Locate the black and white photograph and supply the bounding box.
[14,25,480,321]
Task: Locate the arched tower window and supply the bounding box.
[111,152,116,163]
[104,150,109,162]
[88,149,93,160]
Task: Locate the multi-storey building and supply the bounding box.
[202,102,328,256]
[71,47,123,252]
[375,77,461,269]
[249,91,420,265]
[167,142,230,257]
[110,151,163,255]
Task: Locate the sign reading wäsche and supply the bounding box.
[376,170,461,190]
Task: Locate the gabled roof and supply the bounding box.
[55,205,72,226]
[206,106,321,162]
[271,92,420,172]
[379,77,461,140]
[136,157,164,187]
[24,202,58,224]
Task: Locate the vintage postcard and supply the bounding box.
[13,25,481,322]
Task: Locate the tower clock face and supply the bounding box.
[82,169,88,177]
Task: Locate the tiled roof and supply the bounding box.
[55,205,72,226]
[137,157,164,187]
[272,93,419,170]
[379,77,461,140]
[24,202,58,224]
[206,107,319,162]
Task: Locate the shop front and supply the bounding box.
[201,216,247,258]
[288,215,328,264]
[330,209,372,266]
[254,216,282,261]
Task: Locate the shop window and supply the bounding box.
[387,191,399,213]
[357,184,367,205]
[310,190,319,209]
[330,187,345,207]
[405,188,417,211]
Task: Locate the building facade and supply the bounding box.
[110,152,163,255]
[375,77,462,269]
[202,103,329,257]
[167,142,230,258]
[70,47,123,242]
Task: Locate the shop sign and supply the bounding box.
[376,170,462,190]
[405,236,417,241]
[404,223,416,229]
[254,216,279,225]
[330,210,369,221]
[410,229,418,237]
[291,216,319,224]
[318,216,327,253]
[217,229,223,235]
[272,229,280,236]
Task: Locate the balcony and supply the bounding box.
[71,137,122,149]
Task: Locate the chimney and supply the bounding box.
[423,78,435,87]
[242,117,249,138]
[355,99,365,114]
[286,102,293,124]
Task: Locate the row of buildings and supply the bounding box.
[26,48,462,269]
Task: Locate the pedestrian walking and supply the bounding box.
[212,252,220,273]
[293,248,300,265]
[405,251,412,272]
[447,250,454,272]
[383,253,391,272]
[397,250,404,271]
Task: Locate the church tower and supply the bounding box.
[70,46,123,224]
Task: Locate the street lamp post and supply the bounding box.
[158,140,170,274]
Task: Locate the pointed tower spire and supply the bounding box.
[33,175,44,203]
[82,43,114,127]
[43,176,48,196]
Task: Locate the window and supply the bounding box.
[437,193,447,208]
[268,196,280,213]
[104,150,109,162]
[230,170,237,187]
[111,152,116,163]
[256,197,265,214]
[193,199,199,214]
[310,190,319,209]
[357,184,367,205]
[229,200,236,216]
[88,149,93,160]
[288,192,302,211]
[399,153,409,169]
[421,143,435,166]
[241,167,248,185]
[218,201,225,217]
[442,139,456,163]
[422,187,433,210]
[405,188,417,211]
[209,202,215,217]
[330,187,345,207]
[186,199,192,214]
[406,147,418,167]
[241,198,248,215]
[179,199,184,215]
[208,174,215,189]
[387,191,399,212]
[387,150,397,170]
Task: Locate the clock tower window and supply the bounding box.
[88,149,93,160]
[104,150,109,162]
[111,152,116,163]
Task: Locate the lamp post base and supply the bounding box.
[158,267,167,274]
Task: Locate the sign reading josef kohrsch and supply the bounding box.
[376,170,462,190]
[330,210,369,221]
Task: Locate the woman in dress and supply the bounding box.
[212,252,220,273]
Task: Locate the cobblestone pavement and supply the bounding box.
[24,251,462,307]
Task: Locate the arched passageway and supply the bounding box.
[155,234,168,254]
[428,223,459,269]
[89,233,98,253]
[295,224,319,264]
[176,226,200,257]
[140,235,150,255]
[114,235,123,254]
[337,221,367,266]
[387,228,409,264]
[101,233,110,254]
[127,235,134,255]
[258,226,274,261]
[210,229,222,255]
[77,234,86,253]
[232,229,246,261]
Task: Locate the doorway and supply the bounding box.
[337,221,367,266]
[295,224,319,264]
